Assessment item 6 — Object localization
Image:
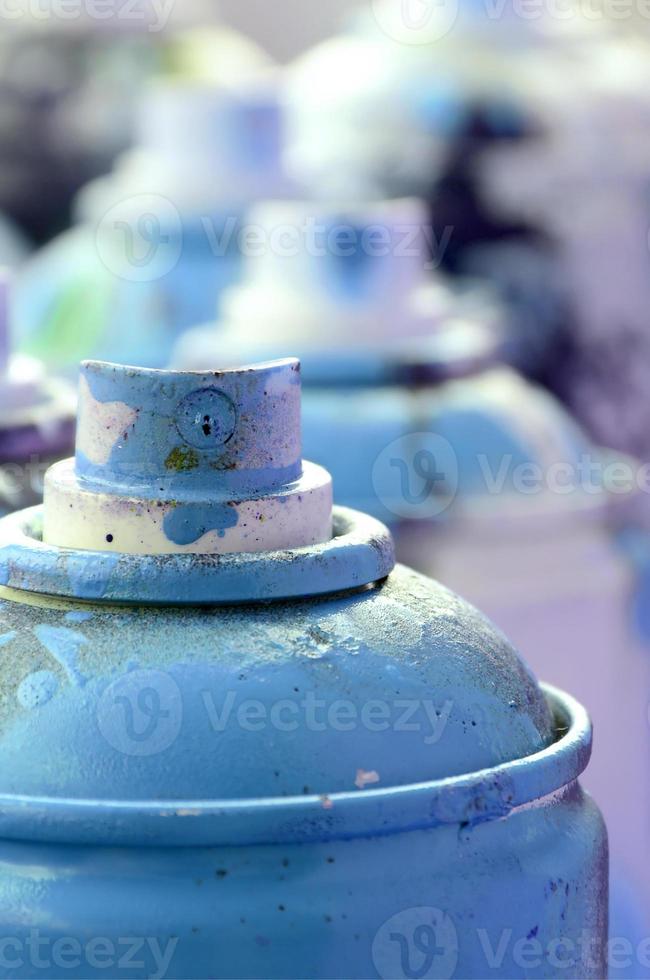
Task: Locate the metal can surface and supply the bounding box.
[0,359,608,979]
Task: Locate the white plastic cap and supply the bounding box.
[135,78,286,205]
[220,197,435,343]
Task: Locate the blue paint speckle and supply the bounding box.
[67,554,119,600]
[0,631,17,648]
[33,625,88,687]
[17,670,59,709]
[163,503,239,547]
[65,611,94,624]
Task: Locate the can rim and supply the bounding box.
[0,685,591,847]
[0,505,396,604]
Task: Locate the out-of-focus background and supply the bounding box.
[217,0,359,60]
[1,0,650,974]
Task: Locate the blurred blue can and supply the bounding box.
[15,38,290,373]
[175,196,649,973]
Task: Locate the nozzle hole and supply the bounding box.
[175,388,237,452]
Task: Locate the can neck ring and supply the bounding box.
[0,505,395,605]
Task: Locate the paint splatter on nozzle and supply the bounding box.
[42,359,333,555]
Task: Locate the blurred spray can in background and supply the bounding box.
[0,0,222,245]
[175,196,650,973]
[0,272,75,514]
[14,24,292,372]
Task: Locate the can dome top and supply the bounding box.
[0,362,587,840]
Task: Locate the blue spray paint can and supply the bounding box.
[0,357,607,979]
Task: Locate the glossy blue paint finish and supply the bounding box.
[0,547,608,979]
[0,674,587,844]
[0,622,608,980]
[0,564,557,801]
